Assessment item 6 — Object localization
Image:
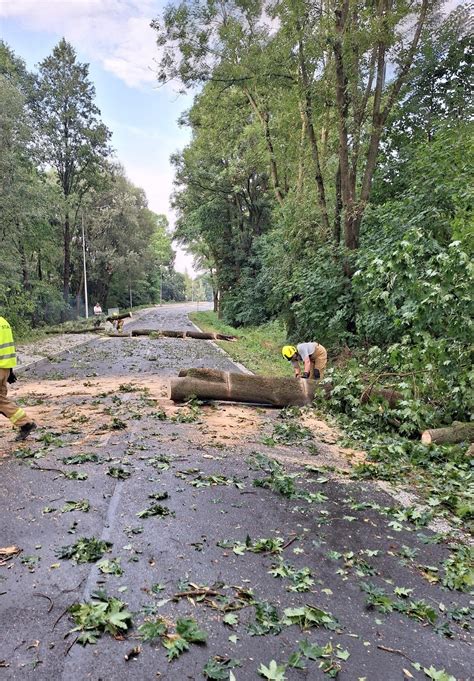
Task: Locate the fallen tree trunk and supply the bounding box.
[45,325,104,334]
[177,369,402,407]
[421,421,474,445]
[106,311,132,322]
[112,329,237,341]
[170,370,318,407]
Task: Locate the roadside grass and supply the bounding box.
[190,311,291,377]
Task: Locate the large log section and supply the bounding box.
[173,368,401,407]
[107,329,237,341]
[170,368,319,407]
[48,327,236,340]
[421,422,474,445]
[130,329,237,341]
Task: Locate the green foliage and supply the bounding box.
[61,499,90,513]
[56,537,112,563]
[107,467,131,480]
[138,618,167,642]
[97,558,123,576]
[0,39,187,334]
[411,663,457,681]
[361,583,439,627]
[283,605,339,631]
[442,546,474,592]
[136,504,175,519]
[288,639,350,677]
[269,559,314,592]
[62,453,100,465]
[164,617,207,660]
[203,656,241,679]
[64,471,88,480]
[68,592,132,645]
[248,601,283,637]
[258,660,287,680]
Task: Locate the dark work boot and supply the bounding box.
[15,422,37,441]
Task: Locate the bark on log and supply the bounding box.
[106,311,132,322]
[112,329,237,341]
[421,421,474,445]
[178,369,401,407]
[170,370,319,407]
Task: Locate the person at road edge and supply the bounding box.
[0,316,37,441]
[282,342,327,380]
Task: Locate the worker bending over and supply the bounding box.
[0,316,37,440]
[282,342,327,380]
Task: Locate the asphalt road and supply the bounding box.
[0,305,471,681]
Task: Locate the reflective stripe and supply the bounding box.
[0,319,16,368]
[10,408,26,424]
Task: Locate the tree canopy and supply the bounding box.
[0,39,186,333]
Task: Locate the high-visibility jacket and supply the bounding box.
[0,317,17,369]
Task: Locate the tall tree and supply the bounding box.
[32,39,111,303]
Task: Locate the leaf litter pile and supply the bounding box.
[1,326,472,680]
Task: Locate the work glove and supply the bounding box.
[301,372,310,379]
[7,369,17,384]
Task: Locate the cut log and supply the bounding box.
[106,311,132,322]
[421,421,474,445]
[111,329,237,341]
[177,369,401,407]
[169,370,319,407]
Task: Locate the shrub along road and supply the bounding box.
[0,305,471,681]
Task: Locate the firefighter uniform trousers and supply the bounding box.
[0,368,29,428]
[310,345,328,380]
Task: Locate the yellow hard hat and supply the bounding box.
[282,345,297,360]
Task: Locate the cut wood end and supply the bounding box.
[421,431,432,444]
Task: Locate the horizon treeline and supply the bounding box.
[0,38,190,334]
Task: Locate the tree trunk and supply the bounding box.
[244,89,284,207]
[421,422,474,445]
[296,27,330,234]
[175,367,406,409]
[170,370,319,407]
[19,242,30,291]
[37,250,43,281]
[333,163,342,246]
[63,210,71,302]
[76,270,84,315]
[109,329,237,341]
[213,290,219,314]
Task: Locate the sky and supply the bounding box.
[0,0,196,274]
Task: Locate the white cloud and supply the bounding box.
[102,16,158,86]
[0,0,161,88]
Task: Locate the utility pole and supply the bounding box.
[159,266,163,306]
[81,212,89,319]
